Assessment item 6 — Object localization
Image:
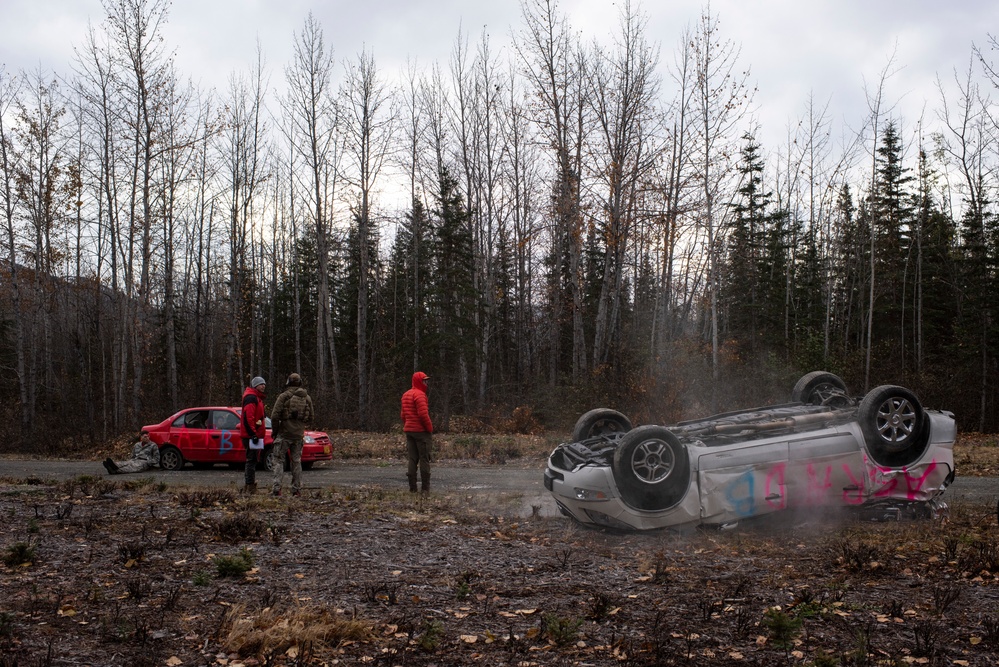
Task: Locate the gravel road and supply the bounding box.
[0,459,561,515]
[0,459,540,489]
[0,458,994,513]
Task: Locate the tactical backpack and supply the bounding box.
[282,391,312,423]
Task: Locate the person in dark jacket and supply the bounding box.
[401,371,433,493]
[270,373,314,497]
[240,376,267,493]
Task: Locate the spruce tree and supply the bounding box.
[868,121,915,362]
[428,166,476,412]
[724,132,772,355]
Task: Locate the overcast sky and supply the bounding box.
[2,0,998,153]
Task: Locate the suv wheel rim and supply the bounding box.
[876,397,916,445]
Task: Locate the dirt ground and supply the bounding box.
[0,437,997,667]
[0,482,997,666]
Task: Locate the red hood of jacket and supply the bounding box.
[411,371,429,393]
[245,386,266,400]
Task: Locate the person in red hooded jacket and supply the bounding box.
[240,376,267,493]
[401,371,433,493]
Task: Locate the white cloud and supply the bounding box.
[2,0,997,154]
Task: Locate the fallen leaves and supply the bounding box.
[497,608,538,618]
[5,474,998,666]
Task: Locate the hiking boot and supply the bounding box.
[244,483,257,495]
[272,488,282,497]
[292,489,301,497]
[103,458,119,475]
[407,475,418,493]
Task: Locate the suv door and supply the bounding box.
[786,431,868,507]
[697,440,790,523]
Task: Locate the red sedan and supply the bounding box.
[141,406,333,471]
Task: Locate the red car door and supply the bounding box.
[170,409,212,462]
[210,409,244,464]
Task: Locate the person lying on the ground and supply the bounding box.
[103,430,160,475]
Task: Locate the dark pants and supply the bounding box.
[406,431,432,489]
[243,438,263,485]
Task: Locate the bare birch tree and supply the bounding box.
[585,0,662,367]
[221,47,268,393]
[938,57,992,429]
[452,29,509,407]
[0,68,29,434]
[71,21,129,431]
[652,24,700,352]
[516,0,589,383]
[342,48,396,426]
[501,68,543,384]
[157,65,198,410]
[105,0,174,421]
[691,8,752,396]
[13,70,71,432]
[285,13,342,402]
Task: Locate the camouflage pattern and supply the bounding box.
[112,438,160,474]
[271,435,304,494]
[271,387,313,439]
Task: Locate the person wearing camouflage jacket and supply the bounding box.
[103,430,160,474]
[270,373,314,496]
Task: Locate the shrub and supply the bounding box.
[0,611,15,640]
[455,571,477,599]
[453,436,484,458]
[541,612,583,646]
[762,608,802,649]
[418,619,444,651]
[3,542,37,568]
[808,649,839,667]
[835,538,888,573]
[214,512,266,542]
[488,439,522,464]
[192,569,213,586]
[505,406,542,434]
[214,548,255,578]
[178,489,237,507]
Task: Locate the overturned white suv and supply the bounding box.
[544,372,956,531]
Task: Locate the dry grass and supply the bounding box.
[221,603,374,658]
[340,429,999,475]
[9,427,999,478]
[328,430,559,463]
[954,432,999,476]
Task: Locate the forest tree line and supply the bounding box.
[2,0,998,448]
